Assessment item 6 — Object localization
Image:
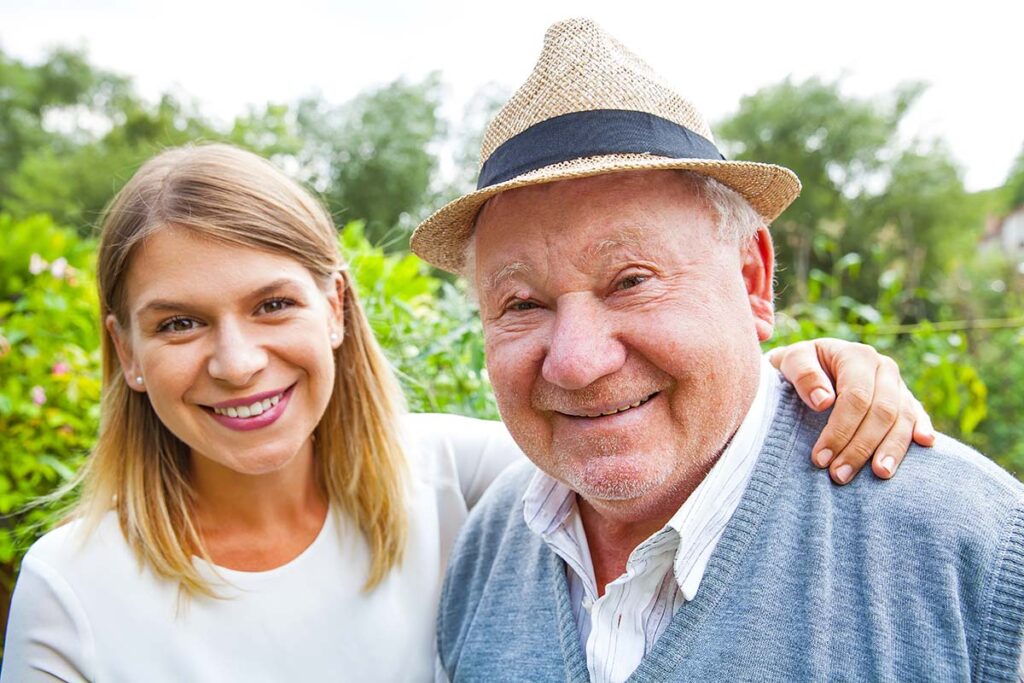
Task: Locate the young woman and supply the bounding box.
[1,144,931,681]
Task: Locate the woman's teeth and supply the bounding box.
[213,393,282,418]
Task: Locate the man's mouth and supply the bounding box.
[560,391,660,418]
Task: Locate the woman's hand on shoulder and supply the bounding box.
[768,338,935,485]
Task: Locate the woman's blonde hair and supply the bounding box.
[79,143,407,594]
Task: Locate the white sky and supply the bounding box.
[1,0,1022,191]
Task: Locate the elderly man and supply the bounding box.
[413,18,1024,683]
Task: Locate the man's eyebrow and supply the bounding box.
[134,278,303,317]
[481,261,532,295]
[582,226,647,264]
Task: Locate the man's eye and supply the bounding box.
[616,274,648,291]
[508,299,539,312]
[258,298,294,314]
[157,317,198,333]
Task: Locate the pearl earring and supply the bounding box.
[330,332,339,343]
[135,376,144,385]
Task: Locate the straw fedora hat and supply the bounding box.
[410,17,801,274]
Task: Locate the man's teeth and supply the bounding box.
[584,395,651,418]
[213,393,282,418]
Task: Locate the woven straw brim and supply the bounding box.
[411,154,801,274]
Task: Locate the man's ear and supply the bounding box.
[741,227,775,342]
[328,272,346,349]
[105,314,146,392]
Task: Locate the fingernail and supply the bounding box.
[880,456,896,475]
[810,387,830,408]
[834,464,853,484]
[814,448,833,468]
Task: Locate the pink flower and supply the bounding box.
[52,361,70,376]
[29,253,48,275]
[50,257,68,279]
[31,385,46,406]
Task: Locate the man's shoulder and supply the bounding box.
[794,400,1023,513]
[438,460,564,677]
[785,403,1024,557]
[896,432,1024,505]
[456,458,538,540]
[442,459,541,592]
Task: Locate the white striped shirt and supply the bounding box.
[522,358,782,683]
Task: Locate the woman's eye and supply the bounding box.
[617,274,648,291]
[157,317,198,333]
[259,298,293,314]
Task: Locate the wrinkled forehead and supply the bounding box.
[471,173,719,288]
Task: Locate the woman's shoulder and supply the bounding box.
[399,412,525,509]
[401,412,506,448]
[399,413,521,469]
[24,510,131,578]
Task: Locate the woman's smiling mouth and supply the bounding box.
[203,384,296,431]
[211,391,284,418]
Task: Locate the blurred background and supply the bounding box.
[1,0,1023,645]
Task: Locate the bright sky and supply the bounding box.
[2,0,1022,191]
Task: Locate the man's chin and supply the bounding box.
[559,454,670,502]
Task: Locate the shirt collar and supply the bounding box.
[523,356,784,598]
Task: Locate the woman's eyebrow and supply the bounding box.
[249,277,304,299]
[134,278,304,317]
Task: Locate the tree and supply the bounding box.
[0,48,129,208]
[294,75,445,248]
[1004,144,1024,210]
[851,142,979,318]
[717,77,923,304]
[5,94,218,232]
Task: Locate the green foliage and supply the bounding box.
[0,43,1022,656]
[295,75,446,248]
[1005,144,1024,209]
[0,48,128,203]
[719,77,921,305]
[0,215,101,571]
[770,237,1022,476]
[850,143,981,312]
[342,222,496,419]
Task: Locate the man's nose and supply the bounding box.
[206,320,269,386]
[541,298,626,390]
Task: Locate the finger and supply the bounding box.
[810,341,877,469]
[910,396,936,446]
[867,384,918,479]
[775,340,836,412]
[828,358,902,484]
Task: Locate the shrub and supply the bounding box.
[0,214,101,599]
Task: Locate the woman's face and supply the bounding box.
[108,226,344,477]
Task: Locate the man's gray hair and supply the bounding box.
[461,170,766,288]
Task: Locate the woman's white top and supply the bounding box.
[1,414,524,683]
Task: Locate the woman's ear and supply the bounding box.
[106,314,146,392]
[328,272,346,349]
